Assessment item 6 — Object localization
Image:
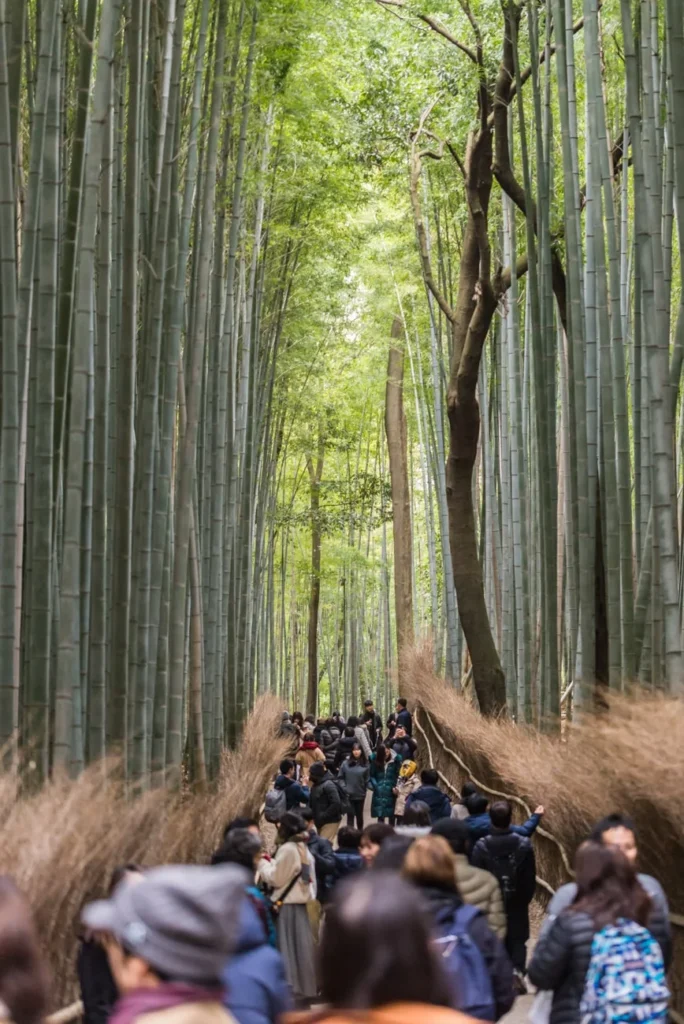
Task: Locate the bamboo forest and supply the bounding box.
[0,0,683,786]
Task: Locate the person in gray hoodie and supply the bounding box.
[339,744,370,830]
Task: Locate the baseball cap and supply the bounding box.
[82,864,247,984]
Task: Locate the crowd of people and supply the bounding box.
[0,701,673,1024]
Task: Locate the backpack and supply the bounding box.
[433,903,496,1021]
[479,836,527,907]
[332,776,351,815]
[264,785,287,823]
[580,920,669,1024]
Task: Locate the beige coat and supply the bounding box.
[137,1003,236,1024]
[393,773,421,817]
[257,837,317,903]
[454,852,506,939]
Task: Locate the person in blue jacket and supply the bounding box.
[465,793,544,845]
[332,827,364,886]
[405,769,451,824]
[273,759,310,811]
[224,896,292,1024]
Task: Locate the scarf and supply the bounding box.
[111,982,224,1024]
[300,740,319,750]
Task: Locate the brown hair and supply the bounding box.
[402,835,457,891]
[0,878,49,1024]
[570,842,651,928]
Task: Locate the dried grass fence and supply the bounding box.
[0,695,288,1009]
[403,645,684,1012]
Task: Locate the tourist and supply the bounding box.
[82,864,246,1024]
[213,828,275,947]
[361,699,383,747]
[273,760,310,812]
[213,819,264,864]
[471,800,537,982]
[359,823,396,867]
[369,743,401,824]
[347,716,372,759]
[372,835,415,871]
[451,781,479,821]
[405,769,451,824]
[395,801,432,838]
[308,762,343,843]
[257,811,318,1004]
[0,878,49,1024]
[333,727,357,770]
[465,794,544,844]
[393,759,421,824]
[300,808,336,903]
[431,819,506,939]
[333,827,364,884]
[395,697,413,735]
[339,743,370,830]
[292,712,305,735]
[389,724,418,763]
[528,843,670,1024]
[224,896,292,1024]
[295,734,325,782]
[403,836,514,1020]
[540,814,671,963]
[286,872,471,1024]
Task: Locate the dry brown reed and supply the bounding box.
[0,695,288,1008]
[404,645,684,1007]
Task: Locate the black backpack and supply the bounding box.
[479,837,528,907]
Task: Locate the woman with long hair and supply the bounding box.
[0,877,49,1024]
[257,811,317,1005]
[369,744,400,825]
[402,836,514,1021]
[338,743,370,830]
[528,842,670,1024]
[286,872,475,1024]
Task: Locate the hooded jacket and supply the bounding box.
[223,899,292,1024]
[334,735,357,769]
[285,1004,479,1024]
[274,775,310,811]
[369,753,401,819]
[471,831,536,940]
[466,811,541,845]
[453,854,506,940]
[309,771,343,828]
[405,785,452,824]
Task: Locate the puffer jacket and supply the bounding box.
[406,785,451,824]
[454,854,506,940]
[309,772,343,828]
[224,898,292,1024]
[467,811,541,844]
[338,759,370,801]
[369,753,401,819]
[394,773,421,817]
[334,735,356,769]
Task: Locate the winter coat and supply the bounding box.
[354,726,372,759]
[274,775,310,811]
[295,741,325,778]
[419,886,515,1021]
[285,1003,480,1024]
[396,707,413,735]
[223,898,292,1024]
[122,1002,237,1024]
[333,849,364,883]
[471,831,536,940]
[78,936,119,1024]
[257,837,317,904]
[309,772,343,828]
[307,831,336,902]
[394,824,432,839]
[451,802,470,821]
[369,754,401,819]
[406,784,451,824]
[389,736,418,763]
[338,759,371,801]
[454,854,506,940]
[334,735,357,769]
[361,710,383,747]
[466,811,541,845]
[394,773,421,817]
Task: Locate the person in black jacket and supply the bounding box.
[361,700,383,747]
[308,762,343,842]
[395,698,413,735]
[403,835,514,1020]
[78,864,143,1024]
[389,725,418,763]
[471,799,537,979]
[301,808,337,903]
[334,726,357,769]
[528,842,670,1024]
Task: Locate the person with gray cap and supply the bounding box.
[82,864,247,1024]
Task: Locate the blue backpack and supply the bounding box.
[433,903,496,1021]
[580,920,670,1024]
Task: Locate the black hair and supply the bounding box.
[222,816,258,841]
[461,781,478,801]
[372,836,414,871]
[347,716,359,729]
[337,827,362,851]
[320,873,452,1010]
[466,793,489,816]
[279,758,295,775]
[431,817,469,855]
[361,823,395,847]
[490,799,513,829]
[349,743,367,766]
[402,801,431,827]
[305,714,315,724]
[397,698,408,709]
[364,699,374,706]
[421,769,438,787]
[213,828,262,870]
[343,726,355,738]
[589,814,637,843]
[278,811,308,842]
[300,808,314,823]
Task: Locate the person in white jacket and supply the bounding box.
[347,716,372,758]
[257,811,317,1003]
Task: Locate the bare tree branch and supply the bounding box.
[373,0,478,63]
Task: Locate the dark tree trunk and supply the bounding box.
[306,433,325,717]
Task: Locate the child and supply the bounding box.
[332,827,364,886]
[393,760,421,825]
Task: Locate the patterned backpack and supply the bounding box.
[580,919,670,1024]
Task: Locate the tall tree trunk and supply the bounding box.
[385,316,414,680]
[306,431,325,716]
